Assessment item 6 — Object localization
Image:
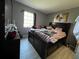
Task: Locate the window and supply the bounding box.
[23,11,35,28]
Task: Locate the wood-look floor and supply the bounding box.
[20,38,75,59]
[47,46,75,59]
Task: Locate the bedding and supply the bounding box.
[28,23,71,59]
[30,28,66,43]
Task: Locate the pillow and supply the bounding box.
[55,27,63,32]
[47,26,52,30]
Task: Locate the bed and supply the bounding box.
[28,23,71,59]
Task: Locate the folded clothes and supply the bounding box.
[5,24,20,40]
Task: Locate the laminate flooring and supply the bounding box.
[47,46,75,59]
[20,38,76,59]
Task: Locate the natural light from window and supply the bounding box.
[23,11,34,28]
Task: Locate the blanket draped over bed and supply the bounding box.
[30,28,66,43]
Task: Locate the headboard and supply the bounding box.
[52,22,71,38]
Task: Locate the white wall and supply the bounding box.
[47,7,79,23]
[5,0,12,25]
[12,1,48,37]
[47,7,79,41]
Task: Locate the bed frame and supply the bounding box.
[28,23,71,59]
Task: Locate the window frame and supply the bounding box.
[23,11,36,28]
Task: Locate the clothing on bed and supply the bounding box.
[31,28,66,43]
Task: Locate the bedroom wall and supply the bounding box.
[12,1,48,38]
[47,7,79,42]
[5,0,12,25]
[47,7,79,23]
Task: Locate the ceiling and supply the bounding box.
[16,0,79,14]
